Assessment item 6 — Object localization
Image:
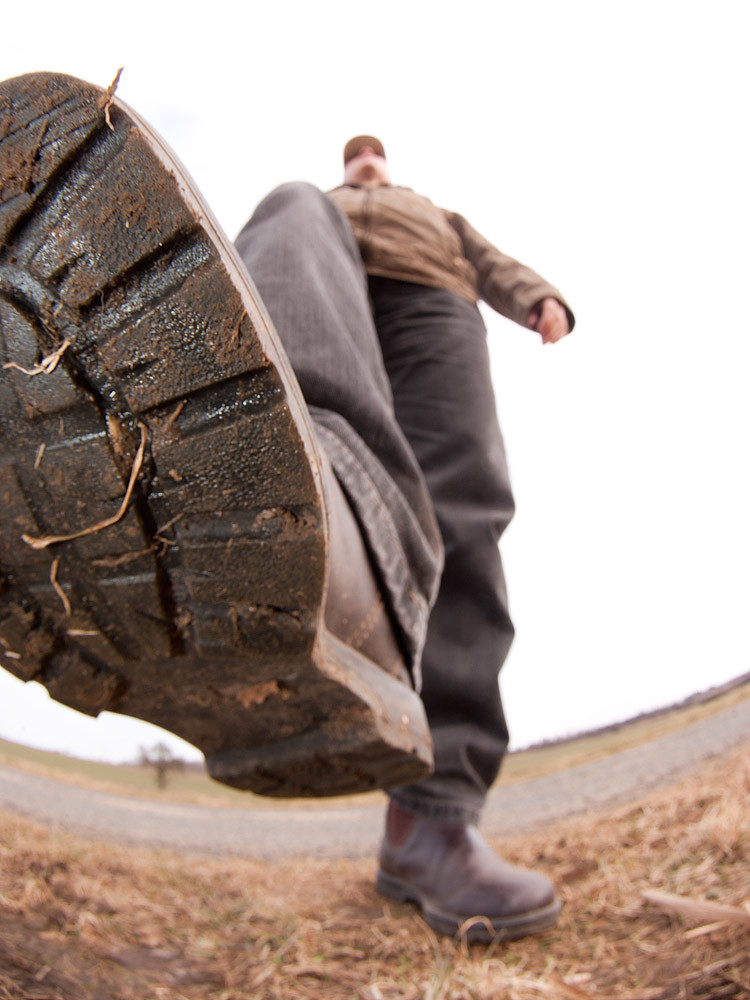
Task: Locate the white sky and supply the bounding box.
[1,0,748,763]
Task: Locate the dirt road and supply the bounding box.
[1,697,748,859]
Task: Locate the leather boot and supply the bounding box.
[377,801,561,941]
[321,457,410,686]
[0,71,432,798]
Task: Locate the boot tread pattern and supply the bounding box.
[0,73,432,796]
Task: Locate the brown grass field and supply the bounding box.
[0,707,748,998]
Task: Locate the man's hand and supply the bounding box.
[528,298,569,345]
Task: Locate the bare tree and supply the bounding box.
[139,742,185,789]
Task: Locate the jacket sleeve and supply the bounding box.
[448,212,575,332]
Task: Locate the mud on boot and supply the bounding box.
[0,71,433,796]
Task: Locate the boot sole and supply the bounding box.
[0,72,432,796]
[376,869,561,942]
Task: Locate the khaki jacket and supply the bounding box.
[327,184,574,331]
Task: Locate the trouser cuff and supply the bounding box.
[388,789,483,826]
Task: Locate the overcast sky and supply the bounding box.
[1,1,748,763]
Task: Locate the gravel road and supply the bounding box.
[1,698,748,860]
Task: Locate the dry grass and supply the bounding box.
[1,744,748,999]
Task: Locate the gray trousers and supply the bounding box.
[235,183,514,823]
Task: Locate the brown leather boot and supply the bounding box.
[0,71,432,797]
[377,801,561,941]
[321,457,410,686]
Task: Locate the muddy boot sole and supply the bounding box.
[0,72,432,796]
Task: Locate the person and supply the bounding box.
[234,137,574,941]
[0,75,572,943]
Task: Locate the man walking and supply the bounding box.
[0,77,572,942]
[336,137,573,938]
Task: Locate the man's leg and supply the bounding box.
[235,185,442,682]
[370,278,513,818]
[368,278,559,941]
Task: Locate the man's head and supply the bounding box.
[343,135,391,188]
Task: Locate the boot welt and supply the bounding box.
[375,869,562,942]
